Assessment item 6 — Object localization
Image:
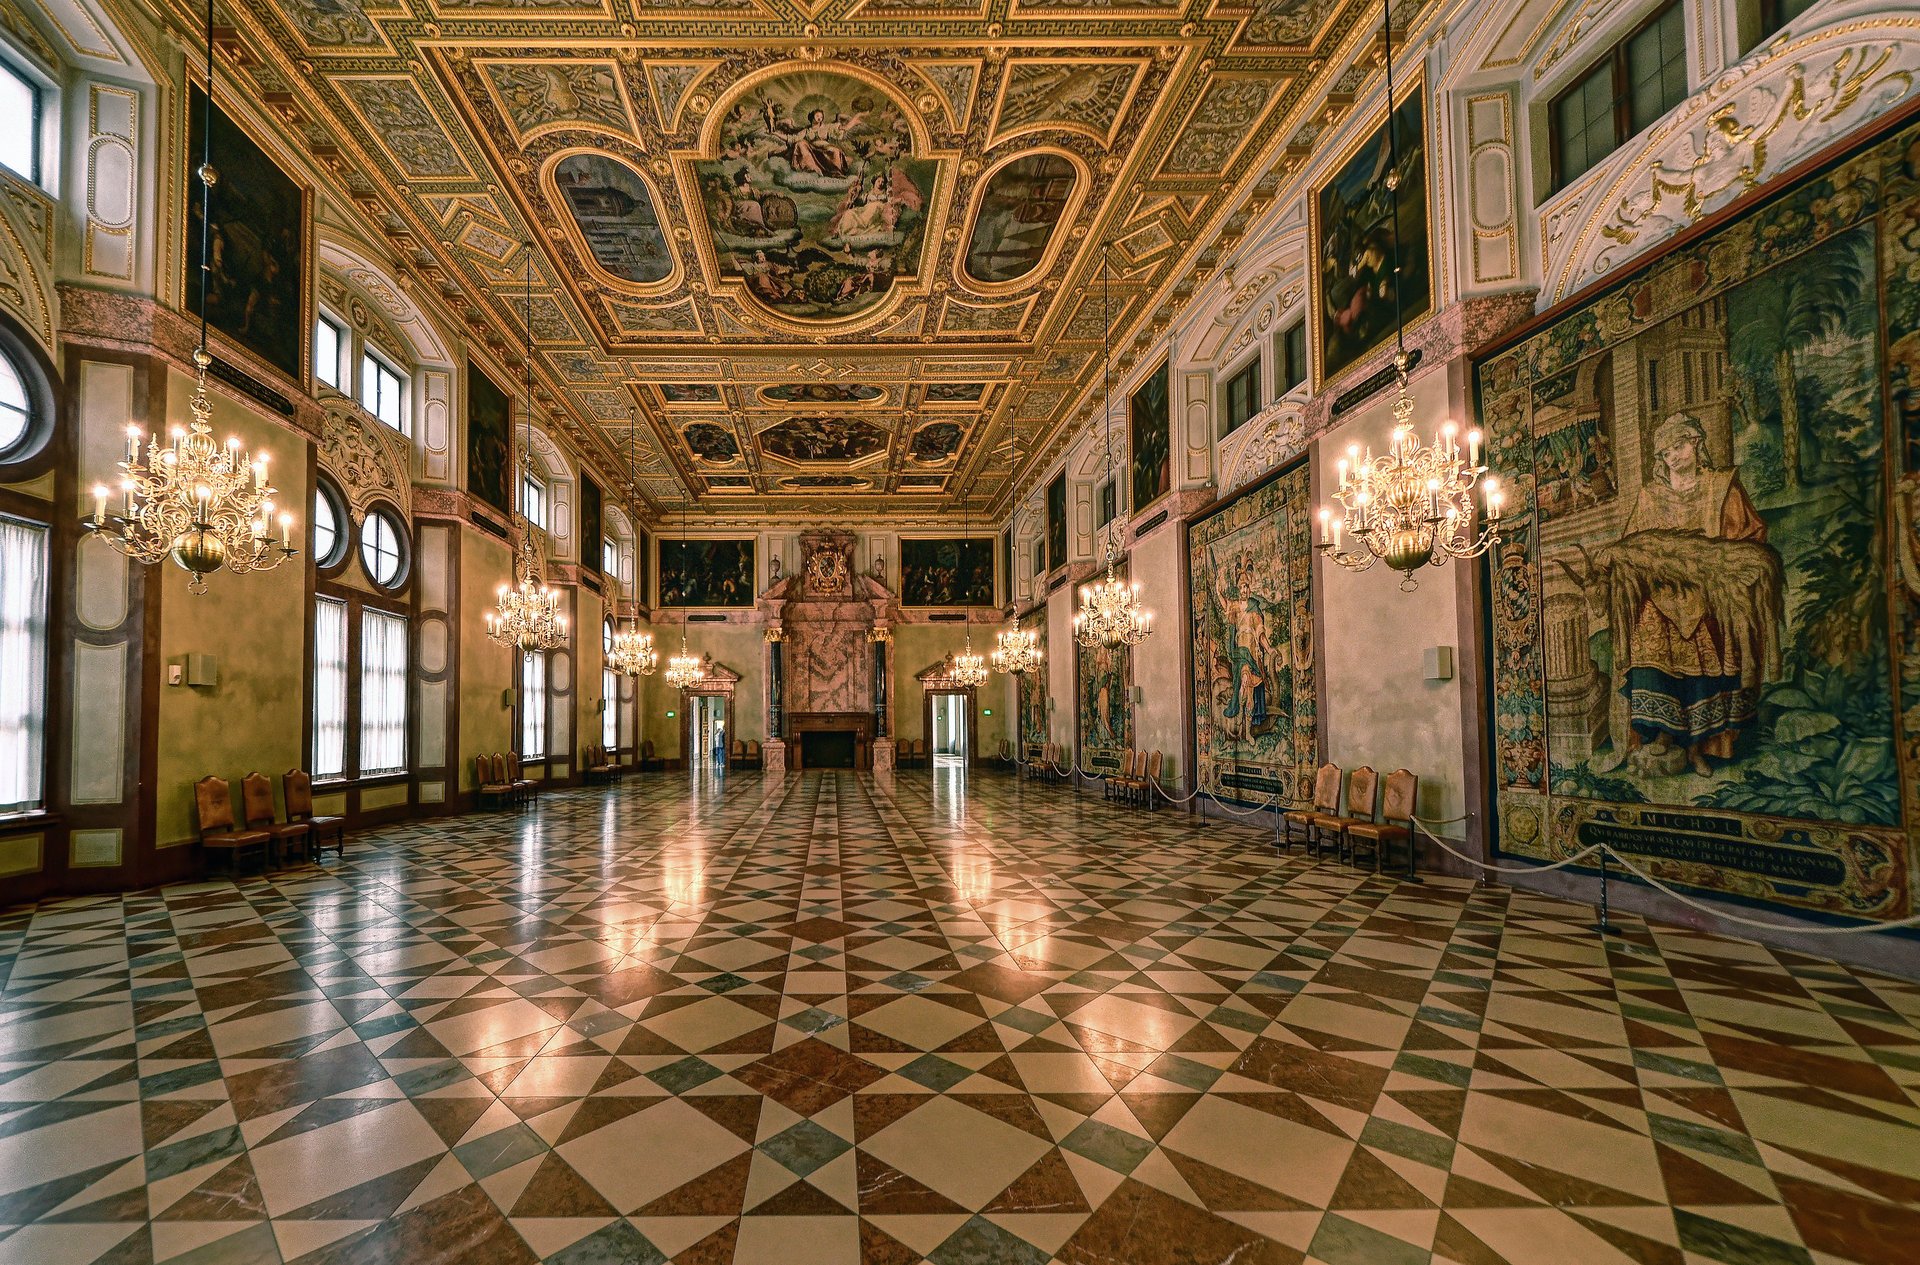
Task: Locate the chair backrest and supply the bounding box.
[240,772,277,828]
[195,776,236,834]
[1347,766,1379,820]
[999,739,1010,760]
[489,753,506,783]
[643,739,656,759]
[1312,763,1341,812]
[746,740,760,757]
[1381,768,1418,821]
[1119,748,1134,775]
[476,755,493,787]
[283,769,314,818]
[507,752,523,780]
[730,739,745,757]
[1147,750,1163,781]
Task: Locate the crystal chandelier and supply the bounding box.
[1317,0,1503,590]
[946,645,988,689]
[1318,371,1503,588]
[991,627,1041,676]
[487,245,569,655]
[1074,247,1153,650]
[86,0,297,595]
[606,392,656,677]
[663,483,704,690]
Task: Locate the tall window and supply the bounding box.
[603,671,618,748]
[359,609,409,776]
[521,653,548,757]
[314,316,344,390]
[0,59,39,184]
[522,474,548,532]
[1281,321,1308,393]
[603,535,618,576]
[312,597,348,780]
[359,351,406,432]
[1096,479,1118,530]
[0,516,47,814]
[1221,358,1260,439]
[1549,1,1689,192]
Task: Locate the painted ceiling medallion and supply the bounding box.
[550,153,673,287]
[759,415,890,463]
[692,68,940,323]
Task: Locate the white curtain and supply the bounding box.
[0,516,47,813]
[522,652,547,757]
[312,597,348,779]
[359,609,409,775]
[602,668,617,748]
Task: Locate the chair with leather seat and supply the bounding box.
[1139,750,1164,809]
[1346,769,1418,876]
[283,770,346,859]
[1326,767,1379,863]
[582,744,613,784]
[194,775,271,875]
[507,752,537,806]
[1283,764,1341,854]
[476,754,512,809]
[742,739,761,770]
[241,771,312,866]
[639,739,662,773]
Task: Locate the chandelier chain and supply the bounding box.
[1074,247,1152,649]
[485,244,568,652]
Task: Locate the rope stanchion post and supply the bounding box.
[1593,846,1618,937]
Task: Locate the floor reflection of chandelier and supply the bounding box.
[991,628,1042,676]
[1075,550,1152,648]
[1318,374,1503,588]
[487,244,569,655]
[665,646,705,690]
[607,624,656,677]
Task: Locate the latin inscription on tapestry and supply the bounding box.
[659,538,756,608]
[694,70,937,322]
[187,87,305,381]
[900,538,994,607]
[1475,117,1920,923]
[1077,563,1132,775]
[467,363,511,516]
[1046,472,1067,571]
[1187,461,1316,806]
[1313,86,1429,385]
[1130,361,1171,511]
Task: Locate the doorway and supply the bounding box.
[929,692,971,768]
[690,694,728,771]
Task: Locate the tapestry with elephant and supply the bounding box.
[1187,460,1317,808]
[1474,115,1920,924]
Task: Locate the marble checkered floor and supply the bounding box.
[3,770,1919,1265]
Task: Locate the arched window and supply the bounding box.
[360,508,409,590]
[312,478,348,570]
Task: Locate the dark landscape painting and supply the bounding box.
[901,538,994,606]
[1477,114,1920,925]
[1315,86,1430,384]
[467,363,512,515]
[965,153,1077,284]
[658,538,756,607]
[1047,472,1067,571]
[187,87,305,380]
[580,475,603,572]
[1130,361,1170,510]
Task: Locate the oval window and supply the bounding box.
[964,154,1077,286]
[360,508,409,589]
[0,347,31,458]
[312,480,347,569]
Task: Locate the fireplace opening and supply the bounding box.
[800,730,856,769]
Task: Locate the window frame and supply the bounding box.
[314,313,345,392]
[311,594,349,783]
[1748,0,1819,51]
[522,472,549,533]
[308,580,412,789]
[358,504,411,593]
[1280,320,1309,395]
[312,476,350,573]
[0,54,43,186]
[1220,356,1261,440]
[358,348,408,434]
[602,534,619,577]
[1546,0,1689,195]
[0,320,52,471]
[520,650,549,760]
[0,511,49,816]
[357,607,410,778]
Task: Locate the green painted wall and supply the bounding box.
[888,623,1010,758]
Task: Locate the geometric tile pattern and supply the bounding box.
[2,770,1918,1264]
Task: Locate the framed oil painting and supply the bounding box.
[467,363,512,516]
[658,538,756,608]
[1130,361,1171,511]
[1187,460,1317,806]
[580,474,603,573]
[900,538,994,607]
[186,87,306,381]
[1312,81,1430,386]
[1475,112,1920,927]
[1076,564,1132,775]
[1046,472,1067,572]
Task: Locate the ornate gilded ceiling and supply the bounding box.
[214,0,1381,521]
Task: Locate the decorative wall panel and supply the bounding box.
[1475,113,1920,924]
[1187,461,1317,806]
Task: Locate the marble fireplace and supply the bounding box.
[762,530,894,773]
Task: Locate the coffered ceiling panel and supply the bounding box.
[216,0,1381,521]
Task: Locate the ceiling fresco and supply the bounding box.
[213,0,1380,520]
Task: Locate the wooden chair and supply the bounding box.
[194,776,271,876]
[728,738,746,769]
[582,744,614,784]
[1283,764,1341,854]
[1346,769,1418,876]
[240,771,311,867]
[742,739,762,769]
[1329,767,1380,863]
[506,753,537,807]
[639,739,663,772]
[1139,750,1164,809]
[476,754,512,810]
[1112,749,1143,803]
[283,770,346,858]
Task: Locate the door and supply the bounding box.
[929,692,971,766]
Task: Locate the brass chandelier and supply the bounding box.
[606,397,656,677]
[87,0,297,595]
[663,493,704,690]
[992,421,1044,676]
[1074,248,1152,650]
[1317,0,1503,589]
[485,245,568,655]
[947,481,988,688]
